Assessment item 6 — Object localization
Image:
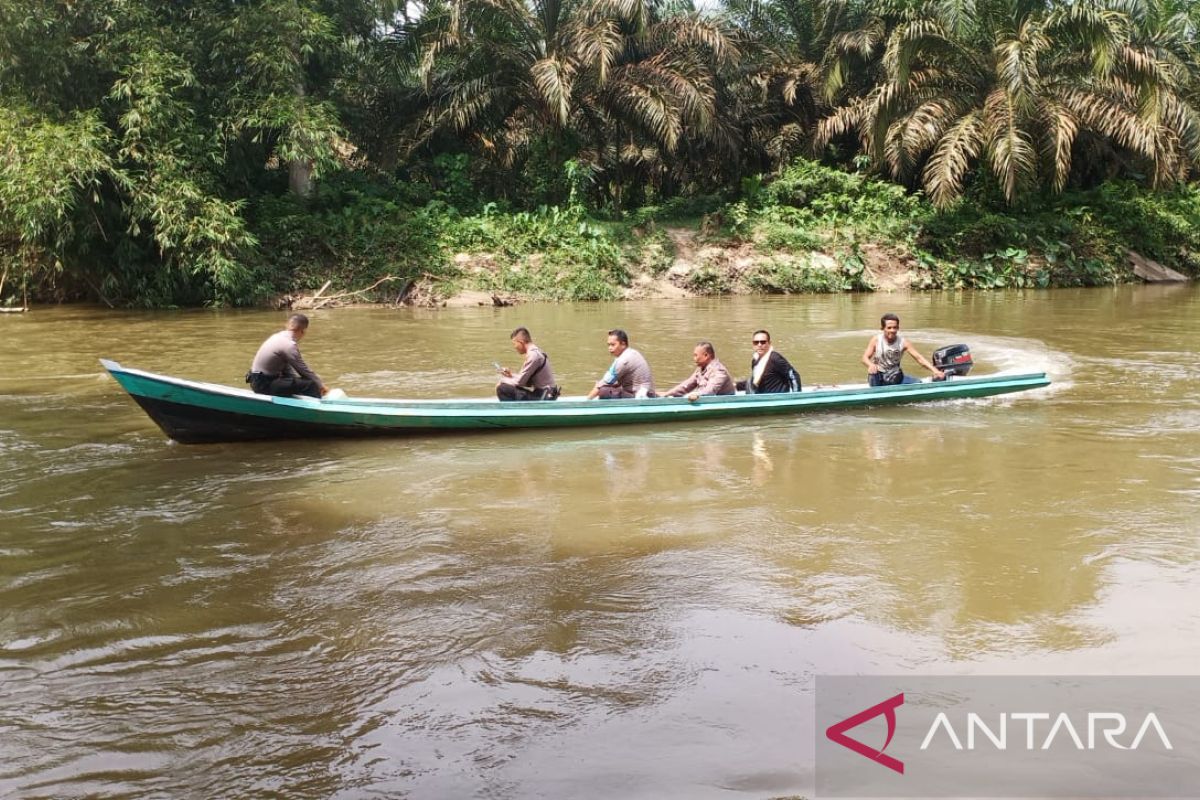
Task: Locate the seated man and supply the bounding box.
[246,313,327,399]
[744,329,800,393]
[496,326,559,401]
[665,341,735,401]
[862,313,944,386]
[587,328,656,399]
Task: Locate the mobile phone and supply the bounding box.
[493,362,504,373]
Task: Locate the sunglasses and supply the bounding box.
[752,339,769,345]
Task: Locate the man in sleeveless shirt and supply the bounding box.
[862,313,944,386]
[496,326,559,401]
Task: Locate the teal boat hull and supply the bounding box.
[101,359,1051,444]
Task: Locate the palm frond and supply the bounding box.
[595,0,651,32]
[884,18,950,87]
[896,97,961,163]
[983,88,1038,201]
[1160,92,1200,163]
[935,0,976,39]
[569,18,622,85]
[1048,3,1132,78]
[1036,98,1078,191]
[813,99,869,152]
[993,18,1048,102]
[652,16,739,66]
[1060,83,1158,159]
[922,110,983,207]
[609,81,683,151]
[531,56,576,126]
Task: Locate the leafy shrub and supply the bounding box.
[683,263,734,295]
[719,160,927,256]
[755,207,822,252]
[626,193,725,225]
[442,203,632,300]
[763,159,924,229]
[744,254,872,294]
[1086,182,1200,277]
[250,178,447,296]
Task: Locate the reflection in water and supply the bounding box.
[751,431,772,479]
[2,287,1200,797]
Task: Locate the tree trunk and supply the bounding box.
[288,76,314,198]
[289,157,314,197]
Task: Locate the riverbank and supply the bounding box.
[5,162,1198,309]
[283,232,1189,311]
[274,164,1196,310]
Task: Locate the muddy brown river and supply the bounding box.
[1,286,1198,798]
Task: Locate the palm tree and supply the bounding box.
[815,0,1200,206]
[720,0,867,171]
[411,0,736,208]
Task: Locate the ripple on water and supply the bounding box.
[0,427,38,452]
[4,294,1200,798]
[1105,408,1200,439]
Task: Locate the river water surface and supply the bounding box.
[2,287,1198,798]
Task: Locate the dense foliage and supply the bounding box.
[2,0,1199,306]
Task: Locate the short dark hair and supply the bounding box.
[510,326,532,342]
[696,341,715,357]
[752,329,770,342]
[880,313,900,328]
[607,328,629,345]
[287,314,310,330]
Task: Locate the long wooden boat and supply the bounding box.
[101,359,1050,444]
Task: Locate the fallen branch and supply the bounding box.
[292,275,406,309]
[81,274,115,308]
[310,279,332,302]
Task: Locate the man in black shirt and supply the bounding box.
[744,329,801,393]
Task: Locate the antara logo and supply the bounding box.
[825,693,906,774]
[920,712,1173,751]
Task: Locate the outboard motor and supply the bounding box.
[932,344,973,380]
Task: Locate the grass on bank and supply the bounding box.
[247,160,1200,304]
[6,159,1200,307]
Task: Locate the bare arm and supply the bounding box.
[903,340,945,378]
[589,359,620,398]
[862,338,879,373]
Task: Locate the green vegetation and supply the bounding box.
[2,0,1200,307]
[723,161,1200,291]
